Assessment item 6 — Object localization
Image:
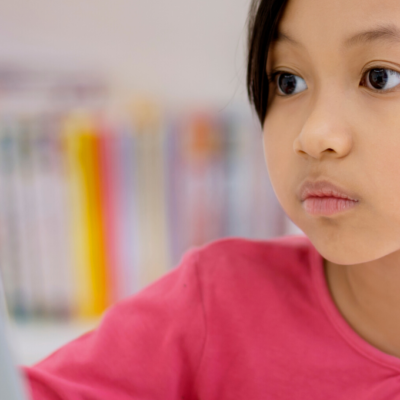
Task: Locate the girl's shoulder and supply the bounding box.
[185,234,319,308]
[192,234,315,279]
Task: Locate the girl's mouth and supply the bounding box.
[302,196,359,216]
[298,179,360,216]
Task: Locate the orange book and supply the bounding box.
[97,122,119,306]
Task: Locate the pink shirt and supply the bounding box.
[22,235,400,399]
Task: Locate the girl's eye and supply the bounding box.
[269,68,400,95]
[363,68,400,91]
[272,73,307,96]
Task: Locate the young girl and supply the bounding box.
[22,0,400,398]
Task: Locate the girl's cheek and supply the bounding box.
[263,130,291,199]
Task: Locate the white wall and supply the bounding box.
[0,0,252,107]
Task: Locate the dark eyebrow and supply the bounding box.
[272,24,400,48]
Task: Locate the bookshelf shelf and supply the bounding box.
[8,318,100,366]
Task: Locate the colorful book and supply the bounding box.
[63,114,108,318]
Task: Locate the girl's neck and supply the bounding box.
[324,257,400,360]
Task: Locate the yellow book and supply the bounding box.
[63,115,108,319]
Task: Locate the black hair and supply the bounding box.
[247,0,289,126]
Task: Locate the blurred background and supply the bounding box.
[0,0,303,366]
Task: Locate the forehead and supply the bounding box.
[277,0,400,49]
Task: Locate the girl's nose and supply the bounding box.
[293,92,353,160]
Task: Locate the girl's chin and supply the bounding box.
[311,240,394,266]
[303,232,370,265]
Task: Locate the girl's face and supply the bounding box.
[264,0,400,265]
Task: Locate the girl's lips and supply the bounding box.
[299,179,359,202]
[298,179,360,216]
[302,197,358,216]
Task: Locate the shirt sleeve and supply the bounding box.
[20,249,207,400]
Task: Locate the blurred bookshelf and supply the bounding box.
[0,63,303,364]
[8,317,100,366]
